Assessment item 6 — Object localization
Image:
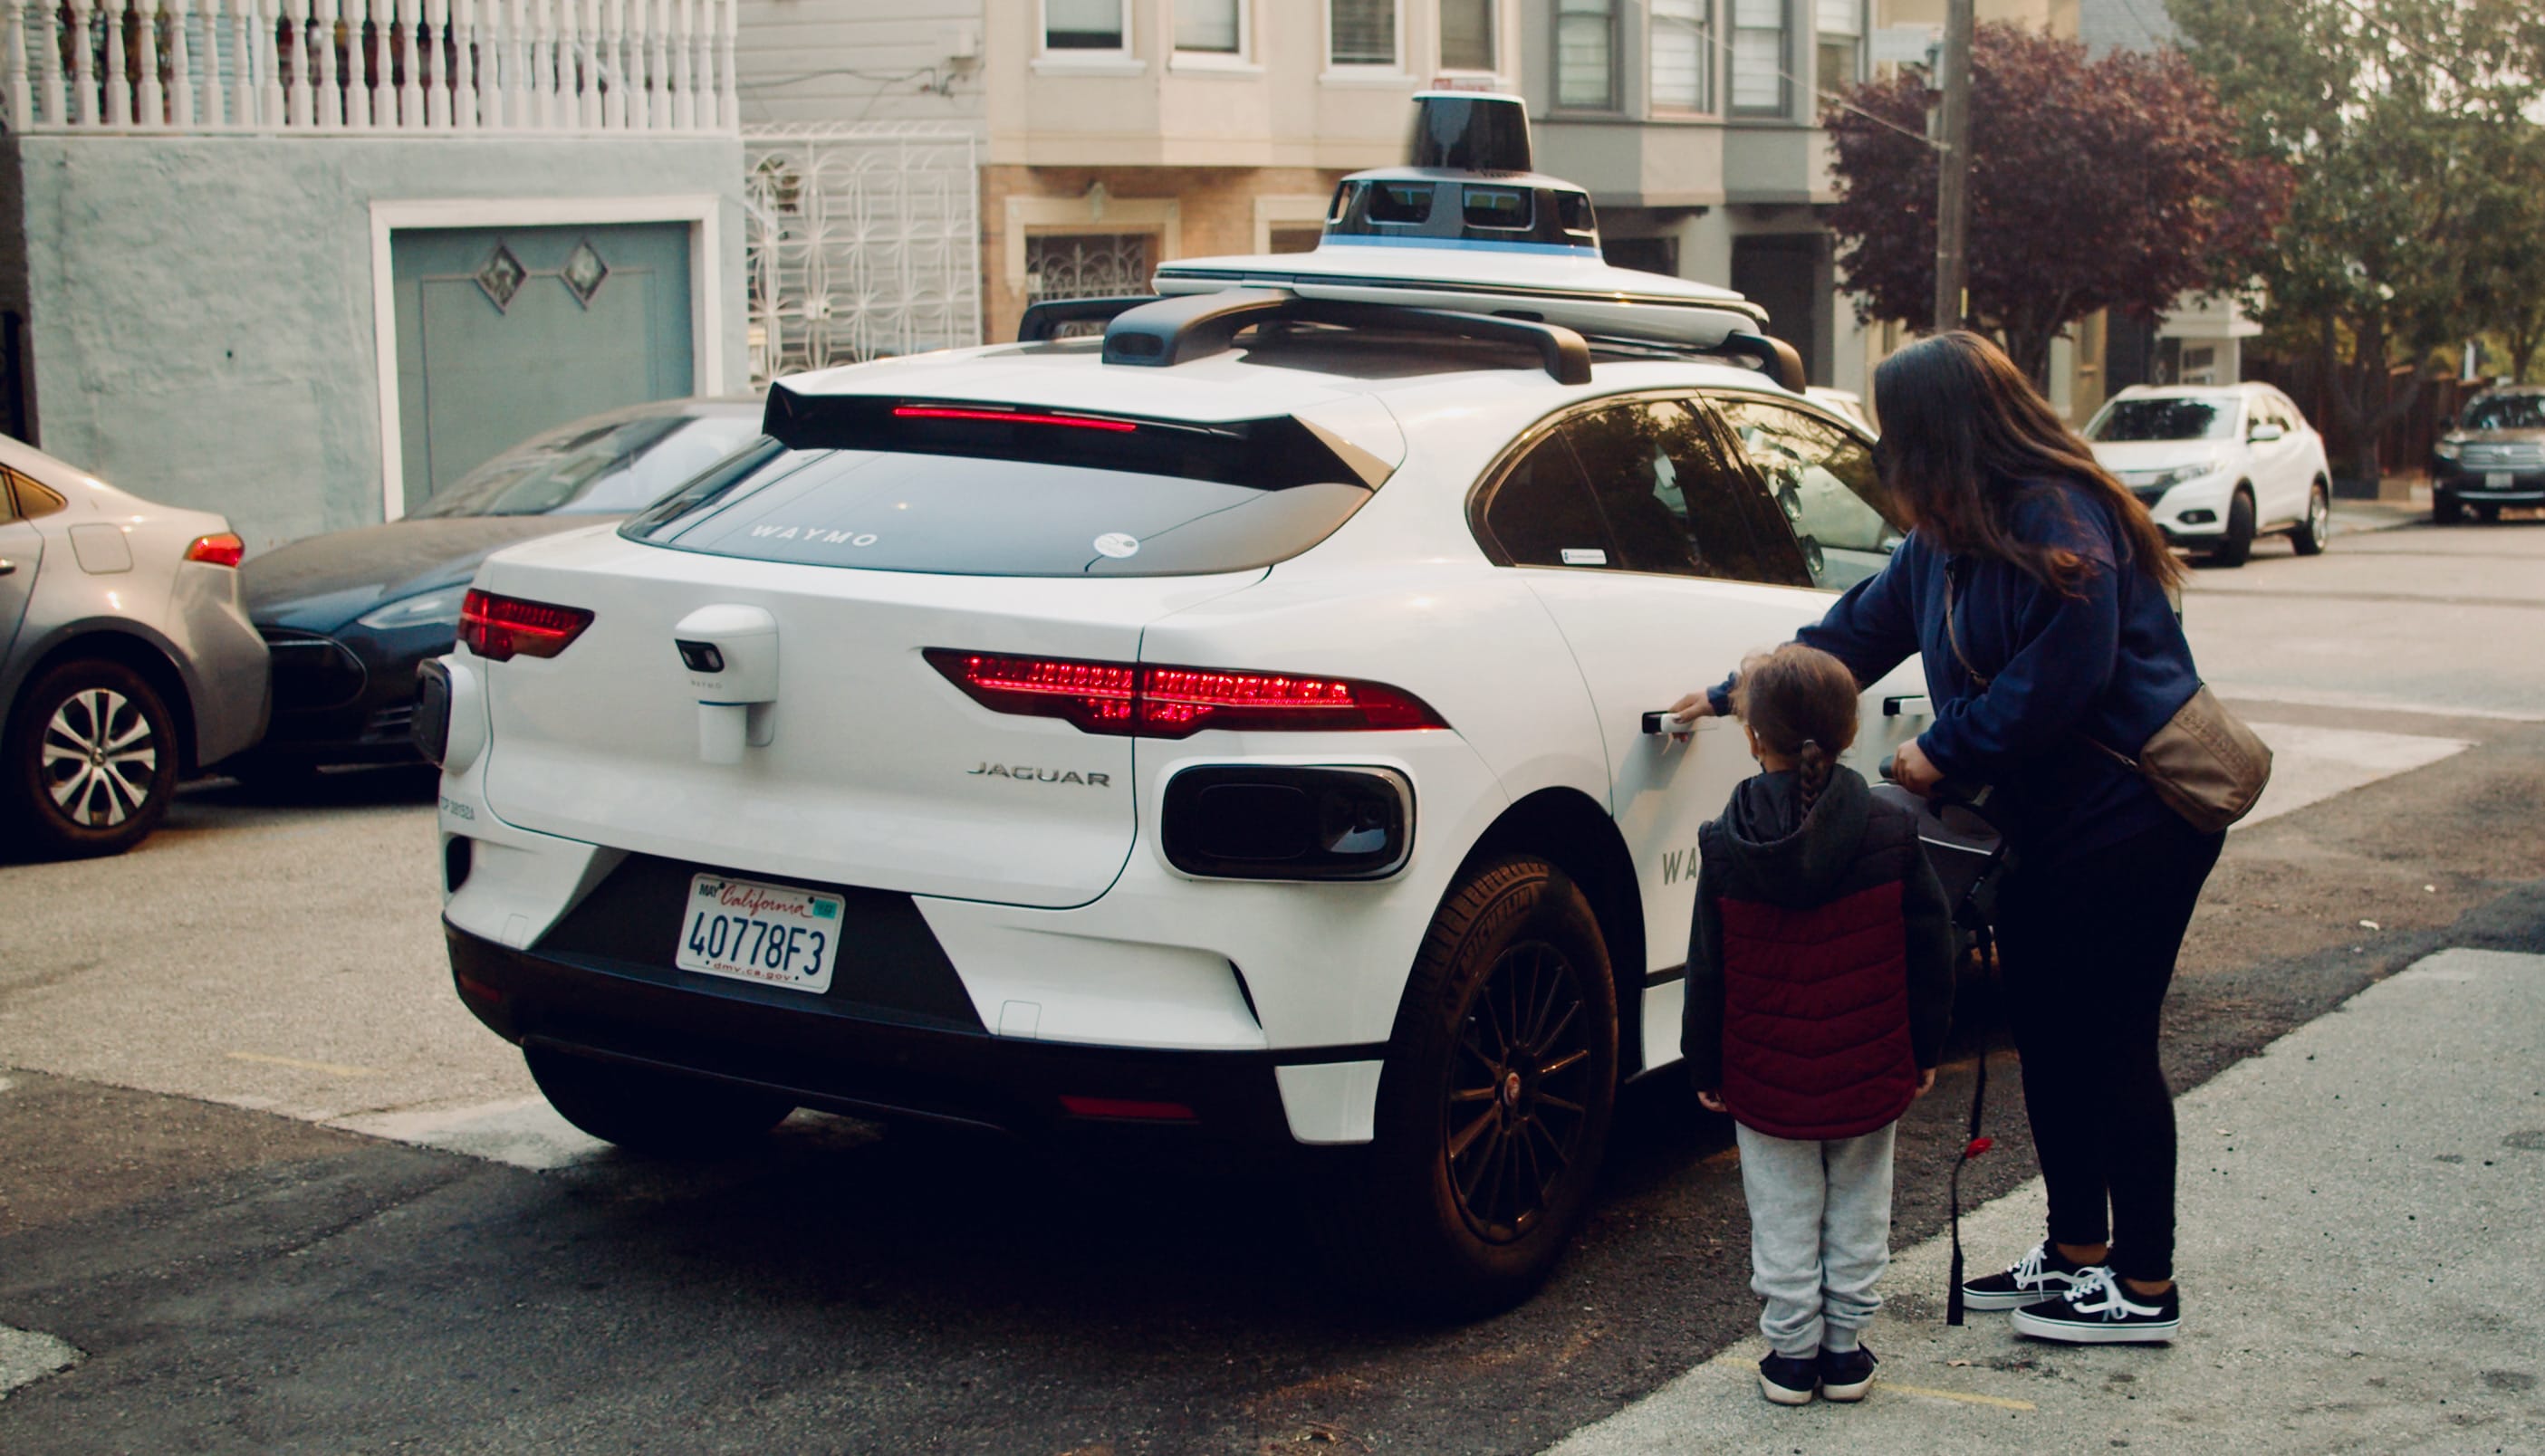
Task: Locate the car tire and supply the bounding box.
[2208,489,2256,567]
[525,1044,794,1157]
[4,658,182,859]
[2434,491,2464,524]
[2475,504,2502,523]
[2290,481,2332,556]
[1347,856,1618,1316]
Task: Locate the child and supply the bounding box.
[1682,643,1957,1406]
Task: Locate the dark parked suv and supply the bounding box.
[2432,387,2545,523]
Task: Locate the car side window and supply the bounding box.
[1561,399,1810,586]
[1478,430,1618,569]
[5,467,67,520]
[1713,397,1905,592]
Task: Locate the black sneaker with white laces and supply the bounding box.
[1961,1240,2092,1312]
[1756,1352,1819,1405]
[1818,1345,1878,1402]
[2010,1266,2182,1344]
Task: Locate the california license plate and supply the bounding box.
[676,874,843,993]
[2485,472,2514,488]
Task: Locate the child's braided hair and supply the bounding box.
[1731,643,1861,811]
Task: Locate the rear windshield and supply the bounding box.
[619,394,1379,578]
[2088,399,2235,443]
[2463,395,2545,431]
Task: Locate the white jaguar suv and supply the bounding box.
[419,94,1930,1308]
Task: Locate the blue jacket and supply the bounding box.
[1713,478,2200,866]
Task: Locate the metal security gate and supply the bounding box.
[743,122,983,382]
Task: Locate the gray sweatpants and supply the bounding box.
[1733,1120,1898,1357]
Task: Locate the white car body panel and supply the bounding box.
[437,329,1925,1143]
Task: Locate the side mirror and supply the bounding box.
[2248,422,2286,443]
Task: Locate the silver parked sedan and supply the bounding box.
[0,435,269,857]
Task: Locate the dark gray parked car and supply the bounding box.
[2433,387,2545,522]
[238,398,763,774]
[0,436,269,857]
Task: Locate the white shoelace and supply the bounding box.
[2006,1242,2054,1288]
[2061,1265,2155,1320]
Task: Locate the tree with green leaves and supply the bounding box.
[2167,0,2545,481]
[1820,24,2284,388]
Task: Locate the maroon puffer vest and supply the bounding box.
[1718,879,1918,1140]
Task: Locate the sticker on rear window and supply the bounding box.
[1093,532,1140,559]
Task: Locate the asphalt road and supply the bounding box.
[3,511,2541,1454]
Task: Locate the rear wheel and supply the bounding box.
[525,1044,793,1157]
[2208,489,2257,567]
[1348,856,1618,1315]
[4,658,180,859]
[2290,482,2332,556]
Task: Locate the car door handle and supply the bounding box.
[0,558,14,576]
[1883,694,1931,717]
[1642,710,1727,735]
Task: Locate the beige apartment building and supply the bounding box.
[731,0,2115,417]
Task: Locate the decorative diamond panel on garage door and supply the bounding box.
[391,223,695,515]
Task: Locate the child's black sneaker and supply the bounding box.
[1817,1345,1878,1402]
[1756,1352,1819,1405]
[2010,1266,2181,1344]
[1960,1240,2092,1311]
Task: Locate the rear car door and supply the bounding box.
[1476,396,1835,1073]
[0,469,46,660]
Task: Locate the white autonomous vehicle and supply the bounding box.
[420,93,1929,1308]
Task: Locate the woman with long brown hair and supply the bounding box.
[1672,330,2223,1345]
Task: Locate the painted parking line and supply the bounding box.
[2238,721,2473,829]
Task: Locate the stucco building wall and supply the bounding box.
[0,135,746,549]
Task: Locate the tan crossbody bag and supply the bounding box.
[1944,572,2271,835]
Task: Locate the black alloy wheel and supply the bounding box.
[1444,938,1603,1245]
[1347,856,1618,1315]
[5,657,181,859]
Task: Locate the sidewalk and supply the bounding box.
[2332,498,2429,534]
[1547,948,2545,1456]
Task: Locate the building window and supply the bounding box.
[1175,0,1244,55]
[1815,0,1860,95]
[1045,0,1128,52]
[1329,0,1397,66]
[1027,235,1156,336]
[1651,0,1714,112]
[1439,0,1495,72]
[1555,0,1618,109]
[1730,0,1788,115]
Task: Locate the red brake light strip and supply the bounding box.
[925,649,1444,738]
[892,406,1139,433]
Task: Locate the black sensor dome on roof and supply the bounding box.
[1019,91,1806,390]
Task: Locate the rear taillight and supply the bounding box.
[461,589,593,663]
[185,532,245,568]
[925,649,1445,739]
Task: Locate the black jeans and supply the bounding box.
[1993,813,2223,1284]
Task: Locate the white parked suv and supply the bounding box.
[418,95,1930,1309]
[2083,383,2333,566]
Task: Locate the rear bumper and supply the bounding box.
[446,919,1328,1168]
[253,624,446,764]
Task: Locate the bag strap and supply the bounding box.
[1950,559,2146,771]
[1945,923,1998,1327]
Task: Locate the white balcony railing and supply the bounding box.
[2,0,738,135]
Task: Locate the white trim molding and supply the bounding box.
[1003,193,1183,295]
[1253,194,1336,254]
[367,195,725,523]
